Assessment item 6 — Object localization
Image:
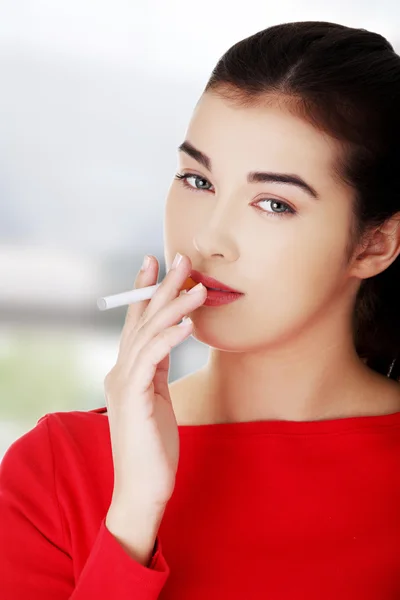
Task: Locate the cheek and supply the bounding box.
[253,258,337,330]
[191,241,346,352]
[255,232,347,326]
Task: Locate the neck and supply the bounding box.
[197,317,389,424]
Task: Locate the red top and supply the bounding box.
[2,405,400,598]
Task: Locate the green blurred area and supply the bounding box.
[0,329,103,428]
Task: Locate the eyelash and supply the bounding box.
[174,172,297,218]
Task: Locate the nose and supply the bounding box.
[192,203,240,262]
[193,228,239,261]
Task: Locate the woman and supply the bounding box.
[1,20,400,599]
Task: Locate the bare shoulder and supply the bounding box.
[382,378,400,409]
[362,372,400,416]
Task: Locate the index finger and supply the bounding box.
[119,255,160,351]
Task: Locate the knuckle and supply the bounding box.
[135,305,150,329]
[134,345,147,368]
[136,334,160,363]
[124,311,138,331]
[127,321,146,349]
[139,308,149,324]
[158,328,171,343]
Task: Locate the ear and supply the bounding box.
[351,212,400,280]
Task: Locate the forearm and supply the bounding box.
[105,504,165,567]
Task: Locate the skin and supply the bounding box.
[163,91,400,424]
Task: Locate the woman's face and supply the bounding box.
[163,91,358,352]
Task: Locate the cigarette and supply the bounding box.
[97,276,196,311]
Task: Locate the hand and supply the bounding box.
[104,253,207,517]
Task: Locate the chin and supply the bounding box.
[189,322,256,353]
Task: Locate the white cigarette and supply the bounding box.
[97,283,162,311]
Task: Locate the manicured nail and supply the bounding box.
[141,255,151,271]
[171,252,183,269]
[178,316,193,327]
[187,282,205,294]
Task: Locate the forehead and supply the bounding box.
[184,92,343,190]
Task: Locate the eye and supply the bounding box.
[254,198,296,217]
[174,172,297,218]
[175,172,213,191]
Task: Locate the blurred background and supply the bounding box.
[1,0,399,458]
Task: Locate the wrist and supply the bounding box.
[105,502,166,566]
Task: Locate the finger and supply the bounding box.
[119,255,159,351]
[130,318,194,395]
[125,281,206,369]
[142,253,192,323]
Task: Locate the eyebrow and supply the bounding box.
[178,140,320,200]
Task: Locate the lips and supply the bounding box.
[190,269,243,294]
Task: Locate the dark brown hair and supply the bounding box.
[203,21,400,381]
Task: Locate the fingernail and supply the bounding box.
[178,316,193,327]
[141,255,151,271]
[187,282,205,294]
[171,252,183,269]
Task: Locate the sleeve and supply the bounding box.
[0,415,170,599]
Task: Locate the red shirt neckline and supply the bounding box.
[92,406,400,436]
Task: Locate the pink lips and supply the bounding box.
[190,269,243,294]
[202,288,244,307]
